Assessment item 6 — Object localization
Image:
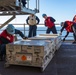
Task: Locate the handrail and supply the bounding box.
[0,23,73,40]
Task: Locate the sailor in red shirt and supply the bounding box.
[42,14,57,34]
[60,21,76,43]
[0,24,15,61]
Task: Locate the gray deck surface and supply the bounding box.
[0,42,76,75]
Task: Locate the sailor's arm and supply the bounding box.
[60,26,65,35]
[60,22,67,35]
[63,32,69,41]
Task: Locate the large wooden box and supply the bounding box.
[6,40,54,71]
[5,34,62,72]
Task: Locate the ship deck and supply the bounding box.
[0,40,76,75]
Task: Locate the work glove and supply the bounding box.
[59,32,62,35]
[63,38,65,42]
[23,37,28,40]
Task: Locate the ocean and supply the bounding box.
[0,26,73,40]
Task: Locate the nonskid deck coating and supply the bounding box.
[0,42,76,75]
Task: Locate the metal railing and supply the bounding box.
[0,23,74,40]
[18,0,40,13]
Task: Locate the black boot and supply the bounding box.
[0,54,3,61]
[0,52,3,61]
[72,41,76,44]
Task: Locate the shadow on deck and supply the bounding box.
[0,41,76,75]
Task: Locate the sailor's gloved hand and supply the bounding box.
[59,32,62,35]
[63,38,65,42]
[23,37,28,40]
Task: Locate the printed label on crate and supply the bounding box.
[15,53,32,62]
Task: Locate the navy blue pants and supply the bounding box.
[22,0,26,7]
[18,0,26,7]
[0,44,6,60]
[28,25,37,37]
[72,24,76,41]
[46,26,57,34]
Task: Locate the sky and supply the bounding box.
[0,0,76,24]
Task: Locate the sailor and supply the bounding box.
[60,21,76,43]
[0,24,27,61]
[0,24,15,61]
[42,14,57,34]
[18,0,27,7]
[26,14,40,37]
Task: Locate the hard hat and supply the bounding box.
[6,24,15,35]
[42,14,47,17]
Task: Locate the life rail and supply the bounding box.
[0,23,73,40]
